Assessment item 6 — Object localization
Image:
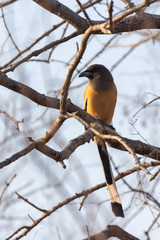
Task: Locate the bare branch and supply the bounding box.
[75,116,154,178]
[111,30,160,72]
[33,0,160,34]
[1,6,20,52]
[0,0,18,7]
[40,115,65,143]
[72,34,118,80]
[1,21,64,70]
[60,26,94,114]
[125,185,160,208]
[76,0,92,26]
[15,192,47,213]
[0,109,24,131]
[1,0,101,71]
[0,174,16,203]
[150,167,160,181]
[35,143,66,168]
[112,12,160,33]
[1,1,160,238]
[133,96,160,118]
[7,160,160,239]
[1,72,160,166]
[0,142,36,169]
[83,224,140,240]
[60,129,94,159]
[6,226,31,240]
[110,0,158,24]
[0,71,60,109]
[121,0,135,8]
[3,31,80,73]
[33,0,89,31]
[79,194,88,211]
[107,0,114,32]
[1,1,160,73]
[145,212,160,239]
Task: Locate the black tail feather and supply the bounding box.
[97,143,112,185]
[111,202,124,218]
[96,139,124,218]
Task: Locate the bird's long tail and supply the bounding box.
[96,137,124,217]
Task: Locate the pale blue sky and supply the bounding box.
[0,1,160,239]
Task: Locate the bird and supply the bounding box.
[79,64,124,217]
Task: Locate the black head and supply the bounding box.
[79,64,113,81]
[79,64,113,91]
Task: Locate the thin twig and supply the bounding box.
[1,0,101,71]
[72,34,118,81]
[86,225,91,240]
[15,192,47,213]
[47,22,70,62]
[1,73,160,165]
[121,0,135,8]
[124,184,160,208]
[79,194,88,211]
[0,0,18,7]
[145,212,160,239]
[133,96,160,118]
[129,119,150,145]
[111,30,160,72]
[1,21,64,70]
[7,160,160,240]
[60,26,94,114]
[71,112,153,178]
[0,109,24,131]
[3,31,80,73]
[1,6,20,52]
[150,167,160,181]
[6,226,31,240]
[0,142,36,169]
[101,132,153,179]
[107,0,114,32]
[0,174,16,203]
[76,0,92,25]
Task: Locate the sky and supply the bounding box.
[0,0,160,239]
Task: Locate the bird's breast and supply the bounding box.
[84,83,117,124]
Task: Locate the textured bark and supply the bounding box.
[33,0,160,33]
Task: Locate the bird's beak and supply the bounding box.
[79,71,92,79]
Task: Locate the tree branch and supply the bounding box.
[83,224,140,240]
[2,1,160,73]
[1,0,101,71]
[33,0,160,34]
[3,31,80,73]
[0,142,36,169]
[6,160,160,240]
[15,192,47,213]
[0,174,16,203]
[60,26,94,113]
[1,72,160,167]
[0,0,18,7]
[33,0,89,31]
[0,109,24,131]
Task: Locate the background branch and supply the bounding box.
[7,160,160,239]
[33,0,89,31]
[0,0,18,7]
[83,224,140,240]
[1,72,160,170]
[1,1,160,239]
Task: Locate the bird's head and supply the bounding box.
[79,64,113,91]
